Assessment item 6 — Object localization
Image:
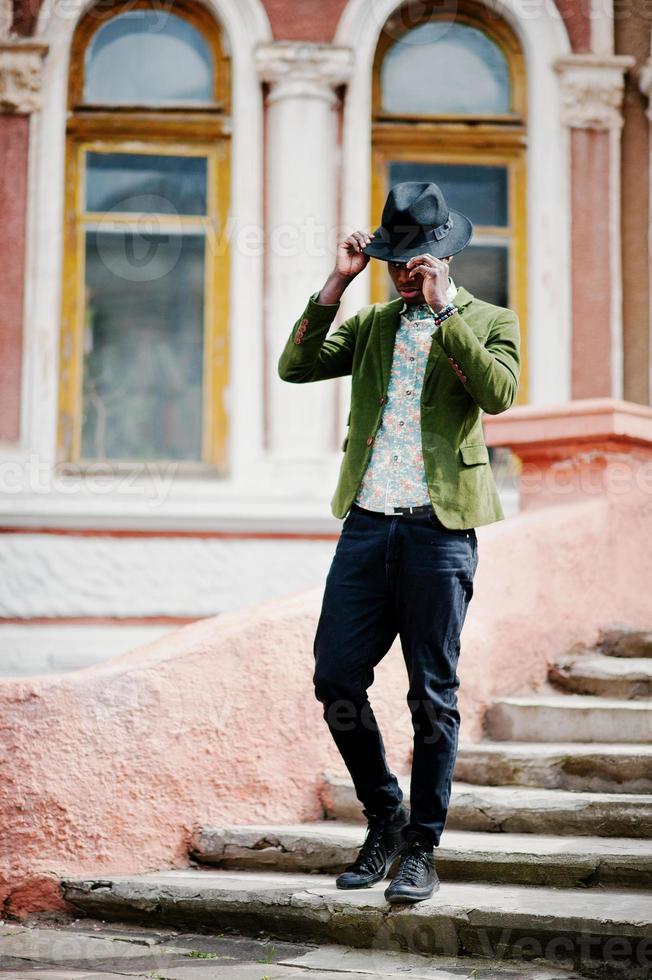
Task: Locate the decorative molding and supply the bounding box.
[640,58,652,123]
[0,42,48,114]
[256,41,354,105]
[0,0,12,40]
[555,54,635,131]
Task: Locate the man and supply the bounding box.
[277,182,520,904]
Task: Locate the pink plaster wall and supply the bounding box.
[1,488,652,919]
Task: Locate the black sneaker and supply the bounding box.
[335,803,409,890]
[384,832,440,904]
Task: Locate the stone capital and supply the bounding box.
[256,41,353,106]
[0,42,48,114]
[554,54,635,131]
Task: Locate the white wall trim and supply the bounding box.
[13,0,285,518]
[333,0,573,408]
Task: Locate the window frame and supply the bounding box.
[370,0,528,404]
[58,0,231,473]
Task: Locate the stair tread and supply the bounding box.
[491,693,652,709]
[62,868,652,929]
[196,823,652,857]
[328,775,652,803]
[554,652,652,677]
[459,740,652,753]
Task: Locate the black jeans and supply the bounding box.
[313,502,478,848]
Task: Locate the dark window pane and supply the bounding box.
[381,21,511,116]
[389,162,508,227]
[84,11,213,105]
[86,153,208,215]
[82,230,205,461]
[451,244,509,307]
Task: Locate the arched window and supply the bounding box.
[371,1,528,401]
[59,1,231,469]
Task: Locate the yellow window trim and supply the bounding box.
[58,0,231,471]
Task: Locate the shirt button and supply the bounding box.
[393,455,399,461]
[379,396,386,405]
[409,356,415,362]
[406,390,412,395]
[399,420,404,426]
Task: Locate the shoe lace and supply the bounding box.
[347,820,386,874]
[393,839,428,883]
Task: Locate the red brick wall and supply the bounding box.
[552,0,591,54]
[0,115,29,443]
[617,1,651,405]
[260,0,592,48]
[261,0,348,42]
[12,0,592,49]
[11,0,40,37]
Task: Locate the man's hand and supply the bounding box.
[317,230,375,305]
[336,230,374,279]
[405,253,450,312]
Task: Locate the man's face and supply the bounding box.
[387,257,451,304]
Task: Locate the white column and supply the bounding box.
[256,41,353,459]
[639,52,652,405]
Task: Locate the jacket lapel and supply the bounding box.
[378,298,403,394]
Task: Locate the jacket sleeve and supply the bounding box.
[277,292,358,383]
[433,307,521,415]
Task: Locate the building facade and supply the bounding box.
[0,0,650,672]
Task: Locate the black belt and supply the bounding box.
[352,502,435,518]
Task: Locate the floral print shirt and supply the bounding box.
[354,278,458,513]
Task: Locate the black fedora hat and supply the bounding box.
[362,181,473,263]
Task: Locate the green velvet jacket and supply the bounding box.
[277,285,521,529]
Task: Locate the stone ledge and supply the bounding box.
[484,398,652,456]
[483,398,652,508]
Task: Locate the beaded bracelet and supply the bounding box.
[431,303,458,327]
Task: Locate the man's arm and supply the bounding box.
[405,252,520,415]
[277,231,374,384]
[277,292,359,383]
[434,308,521,415]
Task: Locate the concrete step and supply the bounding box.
[321,775,652,838]
[454,741,652,794]
[0,921,583,980]
[485,694,652,743]
[61,868,652,979]
[191,823,652,890]
[549,652,652,699]
[599,627,652,659]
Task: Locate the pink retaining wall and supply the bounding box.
[1,488,652,918]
